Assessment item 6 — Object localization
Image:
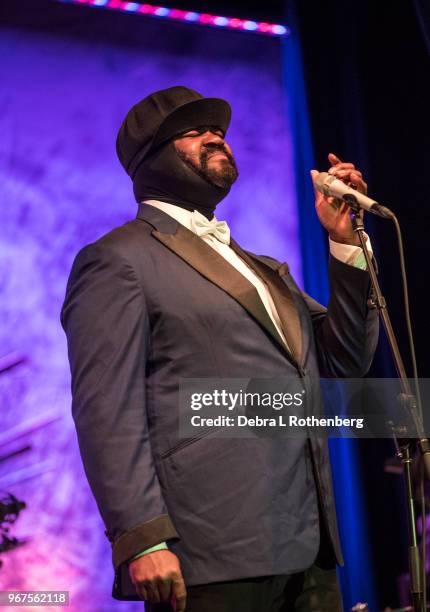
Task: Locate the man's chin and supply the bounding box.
[208,169,238,189]
[206,160,238,189]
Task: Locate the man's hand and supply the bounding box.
[310,153,368,247]
[128,549,187,611]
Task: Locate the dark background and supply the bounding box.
[292,2,429,608]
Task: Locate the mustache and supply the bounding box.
[201,143,236,166]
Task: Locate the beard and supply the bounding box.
[176,143,239,189]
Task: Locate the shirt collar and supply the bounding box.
[142,200,197,231]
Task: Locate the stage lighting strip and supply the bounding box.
[57,0,290,37]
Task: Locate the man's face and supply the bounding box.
[173,127,238,189]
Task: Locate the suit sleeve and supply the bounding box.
[301,255,379,377]
[60,241,179,571]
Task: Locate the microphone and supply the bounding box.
[314,172,394,219]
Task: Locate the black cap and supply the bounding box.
[116,86,231,179]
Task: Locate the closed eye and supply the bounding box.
[180,127,225,138]
[182,130,200,137]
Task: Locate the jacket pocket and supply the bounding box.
[160,428,222,459]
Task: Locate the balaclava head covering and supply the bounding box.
[116,86,234,219]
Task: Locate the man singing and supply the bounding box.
[61,86,379,611]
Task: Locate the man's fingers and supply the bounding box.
[328,164,357,175]
[328,152,341,165]
[137,585,149,601]
[137,575,177,604]
[172,593,187,612]
[157,576,173,602]
[310,170,324,207]
[171,574,187,612]
[351,172,367,194]
[311,167,366,206]
[128,550,186,606]
[327,167,367,195]
[143,582,161,604]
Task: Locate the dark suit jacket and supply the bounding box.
[61,203,379,600]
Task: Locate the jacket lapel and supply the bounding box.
[153,225,292,355]
[136,204,299,364]
[229,239,303,367]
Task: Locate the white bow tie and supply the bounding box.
[190,210,231,245]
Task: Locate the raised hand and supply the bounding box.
[310,153,368,246]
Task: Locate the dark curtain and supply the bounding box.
[414,0,430,56]
[289,0,430,608]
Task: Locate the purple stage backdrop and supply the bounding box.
[0,5,302,610]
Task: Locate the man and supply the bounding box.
[61,86,379,611]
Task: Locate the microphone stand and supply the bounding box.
[343,193,429,612]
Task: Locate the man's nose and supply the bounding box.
[201,130,225,144]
